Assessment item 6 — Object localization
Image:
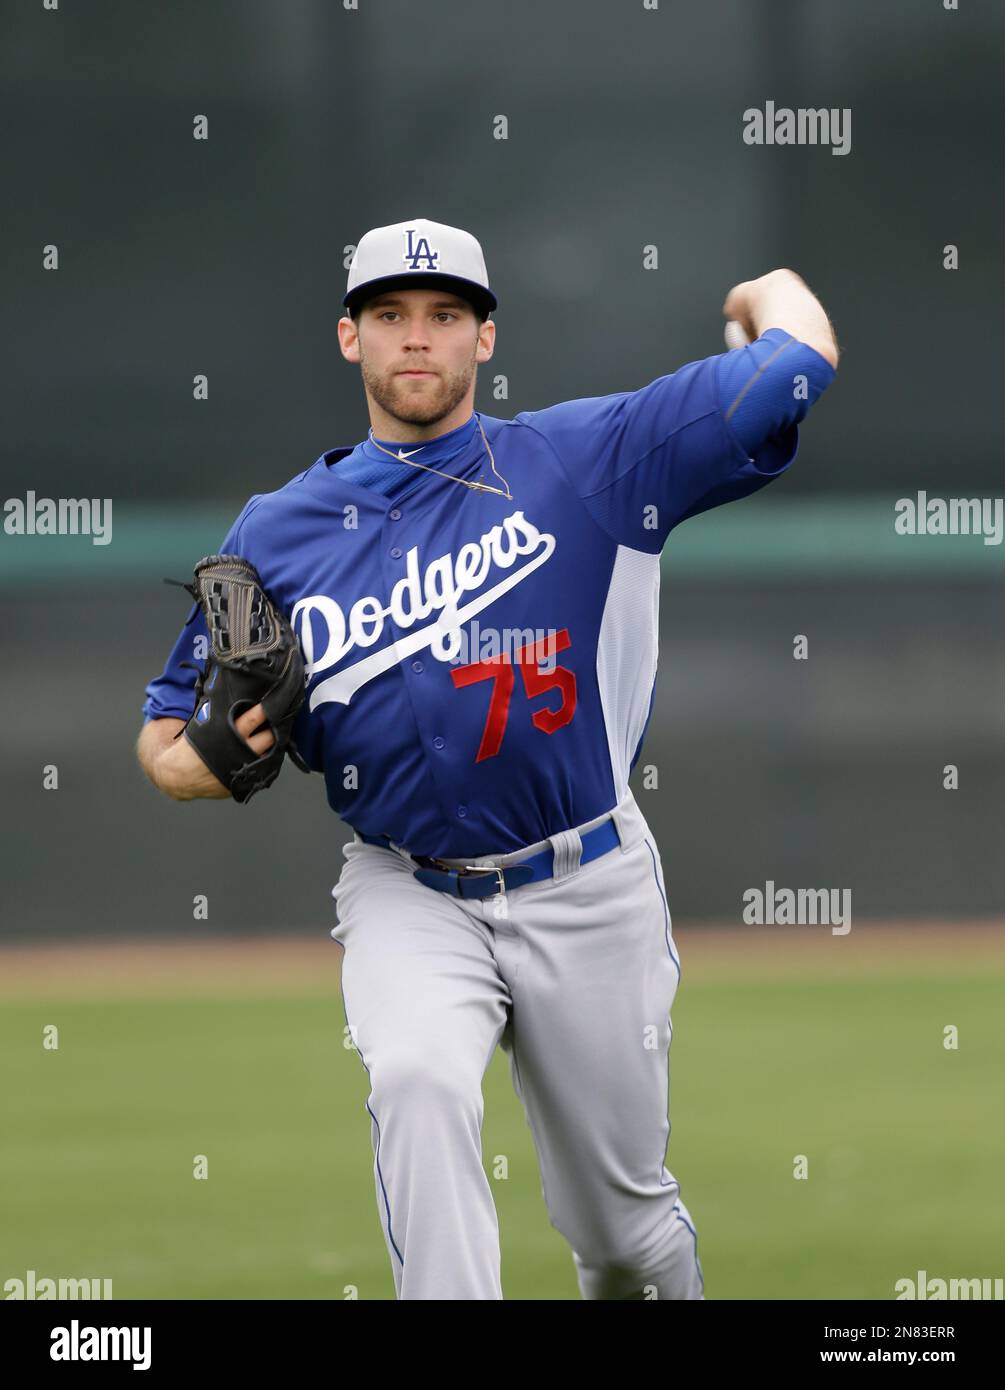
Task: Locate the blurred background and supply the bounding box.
[1,0,1003,1302]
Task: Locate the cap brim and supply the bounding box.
[344,272,496,319]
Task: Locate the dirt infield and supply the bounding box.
[1,920,1003,998]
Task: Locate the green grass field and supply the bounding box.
[2,929,1002,1300]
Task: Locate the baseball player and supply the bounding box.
[138,217,838,1300]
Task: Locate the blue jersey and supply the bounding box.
[144,329,835,857]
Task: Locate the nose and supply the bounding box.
[401,317,433,350]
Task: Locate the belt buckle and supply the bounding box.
[460,863,506,896]
[423,855,507,896]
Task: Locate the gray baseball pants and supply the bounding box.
[330,788,704,1301]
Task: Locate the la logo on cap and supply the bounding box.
[403,227,440,272]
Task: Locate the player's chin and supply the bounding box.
[391,384,444,417]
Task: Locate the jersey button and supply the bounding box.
[390,546,403,559]
[389,508,402,521]
[433,736,445,750]
[456,804,468,818]
[411,660,424,673]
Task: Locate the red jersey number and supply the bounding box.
[450,628,577,763]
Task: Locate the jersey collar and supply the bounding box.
[360,412,479,467]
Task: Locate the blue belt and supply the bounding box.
[358,816,621,899]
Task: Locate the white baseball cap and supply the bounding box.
[343,217,497,320]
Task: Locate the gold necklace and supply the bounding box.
[366,415,512,500]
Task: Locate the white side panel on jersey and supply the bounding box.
[595,545,661,804]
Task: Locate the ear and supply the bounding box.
[337,315,361,363]
[476,318,496,363]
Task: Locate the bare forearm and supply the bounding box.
[136,718,231,801]
[137,703,275,801]
[724,269,839,369]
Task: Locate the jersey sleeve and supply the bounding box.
[141,497,260,723]
[514,328,835,552]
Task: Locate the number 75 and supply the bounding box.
[450,628,577,763]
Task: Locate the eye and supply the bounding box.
[435,312,457,322]
[378,311,399,322]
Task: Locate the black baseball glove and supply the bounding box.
[167,553,310,803]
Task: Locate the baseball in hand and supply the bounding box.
[724,319,751,350]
